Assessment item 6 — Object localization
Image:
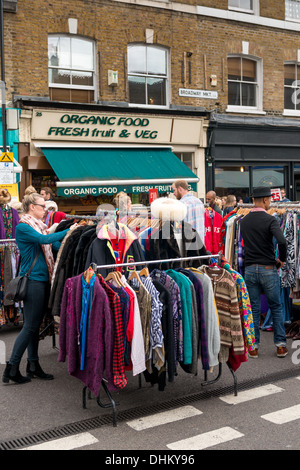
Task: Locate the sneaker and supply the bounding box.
[248,349,258,358]
[277,347,288,358]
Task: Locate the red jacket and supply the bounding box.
[204,209,223,254]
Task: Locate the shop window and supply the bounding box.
[252,166,284,188]
[284,63,300,114]
[215,166,250,199]
[227,56,263,113]
[48,35,96,104]
[127,44,168,107]
[174,152,193,171]
[286,0,300,20]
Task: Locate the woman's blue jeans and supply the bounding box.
[9,280,49,366]
[244,265,287,349]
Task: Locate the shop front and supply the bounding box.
[18,106,208,213]
[206,115,300,201]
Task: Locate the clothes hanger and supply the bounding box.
[128,270,143,285]
[84,265,96,283]
[105,271,122,287]
[139,267,149,277]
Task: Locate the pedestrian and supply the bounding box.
[240,186,288,358]
[2,193,76,384]
[206,190,223,216]
[40,186,54,201]
[24,185,36,196]
[280,188,290,202]
[223,194,237,216]
[221,196,227,211]
[172,180,205,242]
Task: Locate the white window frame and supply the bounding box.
[228,0,260,15]
[226,54,265,114]
[283,61,300,116]
[48,34,97,101]
[127,44,169,109]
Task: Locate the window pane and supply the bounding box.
[128,46,146,74]
[242,83,256,106]
[286,0,300,19]
[72,71,93,86]
[284,86,295,109]
[147,77,166,105]
[253,166,284,188]
[284,64,296,86]
[129,76,146,104]
[72,38,94,70]
[228,81,240,105]
[228,57,241,80]
[54,37,71,68]
[49,69,71,85]
[242,59,256,82]
[229,0,253,8]
[215,166,250,198]
[147,47,167,75]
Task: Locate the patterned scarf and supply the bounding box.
[20,214,54,282]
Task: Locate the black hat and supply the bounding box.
[251,186,272,198]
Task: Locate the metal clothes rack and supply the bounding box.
[82,253,239,426]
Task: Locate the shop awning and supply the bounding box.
[39,146,199,197]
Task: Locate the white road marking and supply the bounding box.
[167,426,244,450]
[20,432,98,451]
[127,405,202,431]
[220,384,284,405]
[261,404,300,424]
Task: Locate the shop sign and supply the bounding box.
[179,88,218,99]
[271,188,282,201]
[57,182,197,198]
[31,110,203,145]
[0,152,14,184]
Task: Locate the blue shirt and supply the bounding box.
[15,223,69,282]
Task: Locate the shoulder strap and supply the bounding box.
[17,246,42,277]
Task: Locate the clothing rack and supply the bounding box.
[81,252,239,426]
[65,209,151,220]
[237,202,300,208]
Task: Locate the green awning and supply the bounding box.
[40,147,199,197]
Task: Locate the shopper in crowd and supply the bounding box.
[40,186,54,201]
[2,193,77,385]
[240,186,288,359]
[221,196,227,211]
[223,194,237,216]
[206,190,223,215]
[280,188,290,202]
[172,179,205,242]
[24,185,36,196]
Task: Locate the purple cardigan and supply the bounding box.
[58,274,115,395]
[0,206,19,239]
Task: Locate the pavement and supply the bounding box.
[0,322,299,443]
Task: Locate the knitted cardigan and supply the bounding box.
[199,265,244,363]
[58,274,115,395]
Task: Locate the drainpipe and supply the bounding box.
[0,0,7,153]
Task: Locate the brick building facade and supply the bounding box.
[2,0,300,206]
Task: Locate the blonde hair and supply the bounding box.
[22,193,42,213]
[215,197,222,210]
[24,185,36,195]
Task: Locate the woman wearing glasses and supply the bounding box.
[3,193,76,385]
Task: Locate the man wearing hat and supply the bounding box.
[240,186,288,358]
